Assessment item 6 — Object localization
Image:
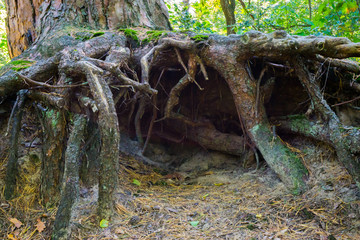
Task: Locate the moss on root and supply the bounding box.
[190,34,209,42]
[119,29,139,43]
[0,59,35,74]
[250,123,308,195]
[74,31,105,41]
[143,30,168,44]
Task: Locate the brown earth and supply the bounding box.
[1,123,360,239]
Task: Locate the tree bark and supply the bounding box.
[5,0,171,58]
[52,114,86,240]
[4,90,26,199]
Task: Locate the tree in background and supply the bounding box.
[220,0,236,35]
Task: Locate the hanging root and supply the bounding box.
[142,95,157,154]
[292,56,360,188]
[4,90,27,200]
[52,114,87,240]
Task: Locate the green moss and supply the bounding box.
[119,29,139,43]
[190,34,209,42]
[7,59,35,71]
[287,115,320,137]
[250,123,308,195]
[11,60,33,66]
[74,32,92,41]
[143,30,167,43]
[74,31,105,41]
[92,32,105,38]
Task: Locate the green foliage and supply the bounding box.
[190,221,199,227]
[166,1,215,33]
[132,179,141,186]
[167,0,360,42]
[99,219,109,228]
[0,0,9,67]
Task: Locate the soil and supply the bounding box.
[1,127,360,239]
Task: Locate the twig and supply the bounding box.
[135,97,146,145]
[255,67,267,118]
[332,96,360,107]
[142,96,157,154]
[17,73,88,88]
[175,48,188,74]
[196,55,209,80]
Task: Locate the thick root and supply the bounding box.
[52,114,86,240]
[4,90,26,200]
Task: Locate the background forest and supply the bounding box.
[167,0,359,40]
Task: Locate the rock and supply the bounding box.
[165,207,178,213]
[152,205,161,211]
[142,205,151,212]
[128,216,141,225]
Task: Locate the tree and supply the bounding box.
[1,0,360,239]
[220,0,236,35]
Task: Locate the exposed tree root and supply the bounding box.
[52,114,86,240]
[4,90,26,200]
[2,29,360,235]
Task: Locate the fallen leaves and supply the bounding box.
[100,219,109,228]
[9,218,22,228]
[190,221,199,227]
[35,219,46,233]
[132,179,141,186]
[7,234,18,240]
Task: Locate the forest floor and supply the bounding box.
[1,134,360,240]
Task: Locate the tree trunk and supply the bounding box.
[6,0,171,58]
[220,0,236,35]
